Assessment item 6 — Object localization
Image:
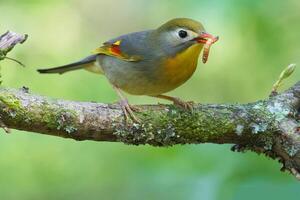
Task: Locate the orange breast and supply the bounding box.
[160,44,202,91]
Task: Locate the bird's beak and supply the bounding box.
[194,32,219,44]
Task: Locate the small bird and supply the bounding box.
[38,18,218,121]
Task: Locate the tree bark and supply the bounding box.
[1,31,300,180]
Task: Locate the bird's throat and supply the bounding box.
[160,44,202,90]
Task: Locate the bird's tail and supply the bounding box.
[37,55,98,74]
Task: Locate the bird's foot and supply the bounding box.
[153,95,195,111]
[119,99,141,123]
[172,98,195,111]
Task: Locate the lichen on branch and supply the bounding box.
[0,85,300,179]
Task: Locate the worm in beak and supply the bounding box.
[194,32,219,63]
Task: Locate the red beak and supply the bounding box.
[194,32,219,44]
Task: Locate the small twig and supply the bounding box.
[3,56,26,67]
[271,64,296,96]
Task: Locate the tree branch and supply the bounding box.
[0,84,300,179]
[1,31,300,180]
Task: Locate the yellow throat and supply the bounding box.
[163,44,202,86]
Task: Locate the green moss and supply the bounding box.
[0,93,22,110]
[114,106,237,146]
[31,103,78,133]
[0,93,78,134]
[112,99,285,150]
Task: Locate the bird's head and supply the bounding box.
[154,18,218,62]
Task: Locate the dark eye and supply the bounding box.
[178,30,188,38]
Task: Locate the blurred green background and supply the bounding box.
[1,0,300,199]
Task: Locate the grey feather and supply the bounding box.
[37,55,98,74]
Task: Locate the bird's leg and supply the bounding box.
[153,94,194,111]
[112,85,140,122]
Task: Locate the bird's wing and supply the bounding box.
[93,40,142,62]
[93,30,153,62]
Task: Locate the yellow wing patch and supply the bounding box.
[93,40,142,62]
[113,40,121,46]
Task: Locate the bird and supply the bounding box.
[37,18,219,122]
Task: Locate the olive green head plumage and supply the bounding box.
[157,18,205,33]
[151,18,217,58]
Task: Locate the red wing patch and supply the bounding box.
[93,40,142,62]
[110,42,122,56]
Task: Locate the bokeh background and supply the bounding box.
[1,0,300,199]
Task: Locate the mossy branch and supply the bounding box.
[0,84,300,179]
[1,31,300,180]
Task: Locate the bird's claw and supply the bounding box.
[119,99,140,123]
[172,98,195,111]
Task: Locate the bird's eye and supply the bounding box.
[178,30,188,38]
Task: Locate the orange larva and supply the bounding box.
[202,36,219,64]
